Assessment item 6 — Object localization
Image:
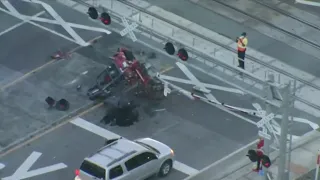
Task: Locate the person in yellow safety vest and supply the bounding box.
[236,32,248,69]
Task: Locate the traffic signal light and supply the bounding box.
[100,12,111,25]
[164,42,175,55]
[177,48,188,61]
[261,155,271,168]
[88,7,98,19]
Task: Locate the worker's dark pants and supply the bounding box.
[238,50,246,69]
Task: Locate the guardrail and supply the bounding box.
[72,0,320,112]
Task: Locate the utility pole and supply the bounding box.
[287,80,296,179]
[277,82,291,180]
[263,74,274,180]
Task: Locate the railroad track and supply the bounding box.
[212,0,320,51]
[251,0,320,32]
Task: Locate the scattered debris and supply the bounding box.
[153,108,166,112]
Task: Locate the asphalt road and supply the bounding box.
[146,0,320,78]
[0,82,258,180]
[0,1,258,179]
[0,0,101,88]
[0,0,318,179]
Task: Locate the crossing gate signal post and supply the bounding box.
[87,6,138,42]
[164,42,189,61]
[87,6,111,25]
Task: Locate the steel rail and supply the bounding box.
[212,0,320,50]
[71,0,320,111]
[117,0,320,93]
[251,0,320,32]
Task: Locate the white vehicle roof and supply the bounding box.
[86,138,147,168]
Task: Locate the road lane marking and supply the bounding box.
[0,35,102,91]
[160,66,175,74]
[14,152,42,175]
[0,102,104,158]
[173,161,199,176]
[0,11,46,37]
[2,151,67,180]
[71,117,121,140]
[70,117,200,176]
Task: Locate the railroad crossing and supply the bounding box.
[0,0,111,46]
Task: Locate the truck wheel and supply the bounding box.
[158,160,172,177]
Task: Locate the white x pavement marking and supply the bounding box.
[0,0,111,46]
[176,62,219,103]
[2,152,67,180]
[0,11,45,37]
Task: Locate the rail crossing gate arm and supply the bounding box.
[0,0,112,46]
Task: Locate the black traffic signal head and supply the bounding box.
[88,7,98,19]
[100,12,111,25]
[246,149,258,162]
[164,42,175,55]
[261,155,271,168]
[177,48,188,61]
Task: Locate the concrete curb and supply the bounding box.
[184,130,320,180]
[219,130,320,180]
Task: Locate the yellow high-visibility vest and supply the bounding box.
[237,36,248,51]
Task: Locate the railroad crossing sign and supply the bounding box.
[120,17,138,42]
[254,103,276,140]
[2,151,67,180]
[0,0,111,46]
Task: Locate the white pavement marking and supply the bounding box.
[173,161,199,176]
[0,7,78,44]
[1,0,19,14]
[70,117,200,176]
[14,152,42,175]
[2,151,67,180]
[16,15,112,35]
[176,62,219,103]
[22,0,87,46]
[71,117,121,140]
[0,11,45,37]
[0,0,111,46]
[160,74,244,95]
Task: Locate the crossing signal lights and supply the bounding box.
[164,42,189,61]
[246,149,271,168]
[88,7,98,19]
[100,12,111,25]
[246,149,258,162]
[177,48,188,61]
[164,42,175,55]
[261,155,271,168]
